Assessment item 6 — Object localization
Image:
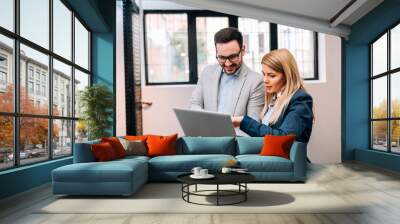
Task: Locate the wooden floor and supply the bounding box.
[1,162,400,224]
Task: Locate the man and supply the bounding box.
[190,27,264,120]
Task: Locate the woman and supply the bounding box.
[232,49,313,143]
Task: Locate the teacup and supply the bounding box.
[191,167,202,176]
[221,167,232,174]
[199,168,208,176]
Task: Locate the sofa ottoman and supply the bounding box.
[52,154,149,195]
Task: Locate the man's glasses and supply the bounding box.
[216,50,242,63]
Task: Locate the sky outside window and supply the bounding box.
[0,0,14,31]
[20,0,49,49]
[53,0,72,60]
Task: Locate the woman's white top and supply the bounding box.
[261,95,278,125]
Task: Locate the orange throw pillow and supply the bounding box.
[124,135,148,141]
[101,137,127,158]
[146,134,178,157]
[91,142,117,161]
[260,135,296,159]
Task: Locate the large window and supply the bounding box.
[144,11,318,85]
[370,23,400,153]
[238,18,270,75]
[145,13,189,83]
[278,25,317,79]
[196,17,229,77]
[0,0,91,171]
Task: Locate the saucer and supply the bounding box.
[232,170,249,174]
[190,174,215,179]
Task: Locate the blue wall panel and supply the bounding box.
[92,32,114,87]
[91,32,115,135]
[355,149,400,172]
[0,158,72,199]
[344,0,400,170]
[343,44,369,160]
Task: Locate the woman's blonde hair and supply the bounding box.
[261,49,306,125]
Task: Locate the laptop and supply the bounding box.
[173,108,237,137]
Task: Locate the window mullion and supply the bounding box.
[228,15,238,28]
[370,45,373,149]
[270,23,277,50]
[49,0,54,160]
[313,32,319,80]
[13,0,21,167]
[388,30,391,152]
[187,13,197,84]
[71,10,76,153]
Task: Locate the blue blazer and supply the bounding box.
[240,90,314,143]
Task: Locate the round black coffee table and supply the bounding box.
[177,173,255,206]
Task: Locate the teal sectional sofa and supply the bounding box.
[52,137,307,196]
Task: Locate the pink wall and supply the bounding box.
[140,34,342,163]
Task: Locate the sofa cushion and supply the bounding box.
[115,155,150,164]
[101,137,127,158]
[178,137,236,155]
[118,138,147,156]
[91,142,118,161]
[124,135,148,141]
[147,134,178,157]
[236,137,263,155]
[260,135,295,159]
[148,154,235,172]
[236,155,293,172]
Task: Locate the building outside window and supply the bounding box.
[41,85,46,97]
[41,73,46,82]
[28,67,34,80]
[35,83,40,95]
[28,81,34,94]
[35,70,40,81]
[0,55,7,67]
[0,55,7,88]
[0,71,7,86]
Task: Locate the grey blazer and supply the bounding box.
[190,63,265,121]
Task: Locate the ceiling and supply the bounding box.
[225,0,360,26]
[165,0,384,37]
[66,0,115,32]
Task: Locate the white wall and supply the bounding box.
[116,1,126,136]
[142,85,193,136]
[141,34,342,164]
[305,34,342,163]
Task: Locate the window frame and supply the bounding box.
[0,0,92,171]
[143,10,235,86]
[369,19,400,154]
[143,10,319,85]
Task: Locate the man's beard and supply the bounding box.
[222,62,241,74]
